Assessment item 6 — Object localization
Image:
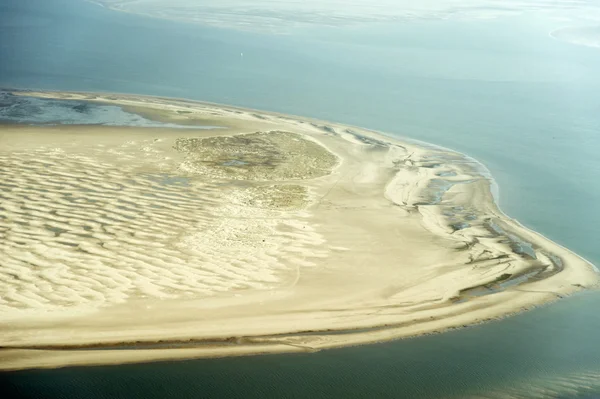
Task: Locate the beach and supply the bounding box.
[0,90,597,371]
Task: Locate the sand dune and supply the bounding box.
[0,90,597,370]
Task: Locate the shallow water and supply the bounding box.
[1,0,599,397]
[0,91,216,128]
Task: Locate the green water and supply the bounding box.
[1,0,599,397]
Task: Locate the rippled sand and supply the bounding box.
[0,128,330,318]
[0,91,597,370]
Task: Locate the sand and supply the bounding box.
[0,90,598,370]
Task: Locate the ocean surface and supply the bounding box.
[1,0,599,397]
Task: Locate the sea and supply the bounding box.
[1,0,599,397]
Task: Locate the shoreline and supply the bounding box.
[0,87,504,205]
[0,89,598,371]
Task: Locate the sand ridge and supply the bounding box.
[0,90,598,370]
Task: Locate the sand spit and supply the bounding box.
[0,90,598,370]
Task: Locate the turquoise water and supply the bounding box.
[1,0,599,397]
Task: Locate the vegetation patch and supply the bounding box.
[174,131,338,181]
[233,185,310,210]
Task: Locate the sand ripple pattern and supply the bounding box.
[0,146,325,316]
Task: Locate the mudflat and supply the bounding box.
[0,91,597,370]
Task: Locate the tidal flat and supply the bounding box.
[0,90,597,370]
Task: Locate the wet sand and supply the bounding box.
[0,90,598,370]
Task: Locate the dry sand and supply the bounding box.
[0,90,598,370]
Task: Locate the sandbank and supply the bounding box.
[0,90,597,370]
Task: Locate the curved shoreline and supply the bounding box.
[0,89,598,370]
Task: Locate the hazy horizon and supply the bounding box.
[90,0,600,39]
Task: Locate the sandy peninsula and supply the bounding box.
[0,90,598,370]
